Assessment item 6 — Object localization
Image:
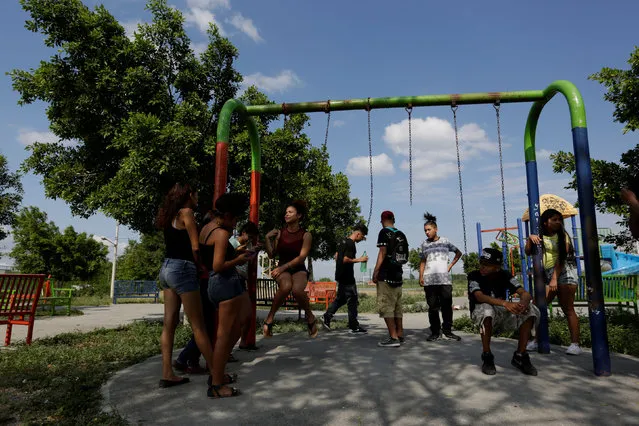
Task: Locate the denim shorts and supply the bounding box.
[159,258,199,295]
[544,263,578,286]
[207,270,246,307]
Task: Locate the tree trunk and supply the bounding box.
[307,256,314,282]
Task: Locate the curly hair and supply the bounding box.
[156,183,194,229]
[288,199,308,220]
[211,193,249,219]
[423,211,437,228]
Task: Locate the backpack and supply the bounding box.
[385,227,409,266]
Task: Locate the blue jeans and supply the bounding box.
[159,258,199,295]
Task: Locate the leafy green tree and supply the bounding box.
[462,252,480,274]
[10,206,108,280]
[116,232,165,280]
[408,248,421,273]
[0,154,23,242]
[551,47,639,251]
[11,0,361,278]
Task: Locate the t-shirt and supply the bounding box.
[229,237,248,278]
[376,228,403,286]
[335,238,357,283]
[420,237,459,286]
[467,270,522,313]
[542,233,559,269]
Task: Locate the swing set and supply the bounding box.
[214,80,611,376]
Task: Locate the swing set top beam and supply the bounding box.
[244,90,547,116]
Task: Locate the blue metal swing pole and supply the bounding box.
[517,218,529,292]
[476,222,483,256]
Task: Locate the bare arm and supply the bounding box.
[448,249,462,272]
[264,229,279,258]
[372,247,386,283]
[181,209,203,271]
[211,229,248,273]
[419,259,426,286]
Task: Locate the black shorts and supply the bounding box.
[280,263,307,275]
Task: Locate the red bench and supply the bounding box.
[0,274,46,345]
[305,281,337,309]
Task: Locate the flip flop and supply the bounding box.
[158,377,190,388]
[263,321,274,338]
[307,319,318,338]
[208,384,241,398]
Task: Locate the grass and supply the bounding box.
[452,308,639,357]
[71,295,111,306]
[35,307,84,317]
[0,321,192,425]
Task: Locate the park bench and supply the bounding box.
[0,274,46,345]
[305,281,337,310]
[256,278,301,318]
[38,276,74,316]
[113,280,160,304]
[549,274,638,315]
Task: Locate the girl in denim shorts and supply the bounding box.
[525,208,582,355]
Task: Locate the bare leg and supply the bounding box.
[161,289,182,381]
[181,290,216,379]
[518,317,535,353]
[558,285,580,344]
[395,317,403,339]
[384,318,398,339]
[264,273,293,334]
[481,317,493,353]
[291,271,313,321]
[212,296,244,396]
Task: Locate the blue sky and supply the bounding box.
[1,0,637,279]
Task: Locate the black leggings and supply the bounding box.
[424,285,453,334]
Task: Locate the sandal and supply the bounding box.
[263,321,274,338]
[158,377,190,388]
[307,318,318,338]
[208,373,237,387]
[208,384,241,398]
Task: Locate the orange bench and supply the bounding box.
[305,281,337,309]
[0,274,46,345]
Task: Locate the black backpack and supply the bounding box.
[385,227,409,266]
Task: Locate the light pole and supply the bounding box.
[101,222,119,302]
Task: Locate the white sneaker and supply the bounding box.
[526,340,538,351]
[566,343,583,356]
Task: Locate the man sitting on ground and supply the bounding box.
[468,248,540,376]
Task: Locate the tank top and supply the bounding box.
[277,226,305,265]
[201,226,236,273]
[164,218,194,262]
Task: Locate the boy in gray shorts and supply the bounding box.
[468,248,540,376]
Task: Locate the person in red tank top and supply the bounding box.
[263,200,317,338]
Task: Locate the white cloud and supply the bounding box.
[185,8,225,35]
[191,41,208,55]
[243,70,302,93]
[536,148,553,160]
[17,128,58,146]
[186,0,230,9]
[477,162,522,172]
[122,20,142,40]
[332,120,346,128]
[227,13,263,42]
[382,116,496,182]
[346,153,395,177]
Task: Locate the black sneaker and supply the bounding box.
[349,326,367,334]
[321,314,331,331]
[443,330,462,341]
[378,337,400,347]
[511,351,538,376]
[398,336,405,344]
[481,352,496,375]
[426,332,441,342]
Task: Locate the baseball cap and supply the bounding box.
[381,211,395,221]
[480,248,503,266]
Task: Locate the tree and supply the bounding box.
[0,154,23,242]
[11,0,361,274]
[551,47,639,251]
[408,248,421,273]
[10,206,108,281]
[462,253,479,274]
[116,232,165,280]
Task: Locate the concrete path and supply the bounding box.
[103,312,639,426]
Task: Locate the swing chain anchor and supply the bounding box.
[323,100,331,149]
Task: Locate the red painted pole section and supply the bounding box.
[213,142,229,204]
[242,171,261,348]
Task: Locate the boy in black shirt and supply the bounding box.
[322,224,369,333]
[373,211,405,347]
[468,248,540,375]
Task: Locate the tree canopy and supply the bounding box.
[11,0,361,263]
[0,154,23,242]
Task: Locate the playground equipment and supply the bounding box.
[214,80,611,375]
[475,224,524,280]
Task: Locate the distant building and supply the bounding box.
[0,264,15,274]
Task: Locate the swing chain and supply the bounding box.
[405,105,413,206]
[494,101,508,236]
[323,100,331,149]
[366,98,373,227]
[452,104,468,256]
[282,102,289,124]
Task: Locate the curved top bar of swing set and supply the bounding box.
[217,98,262,172]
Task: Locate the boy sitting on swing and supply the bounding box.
[468,248,540,376]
